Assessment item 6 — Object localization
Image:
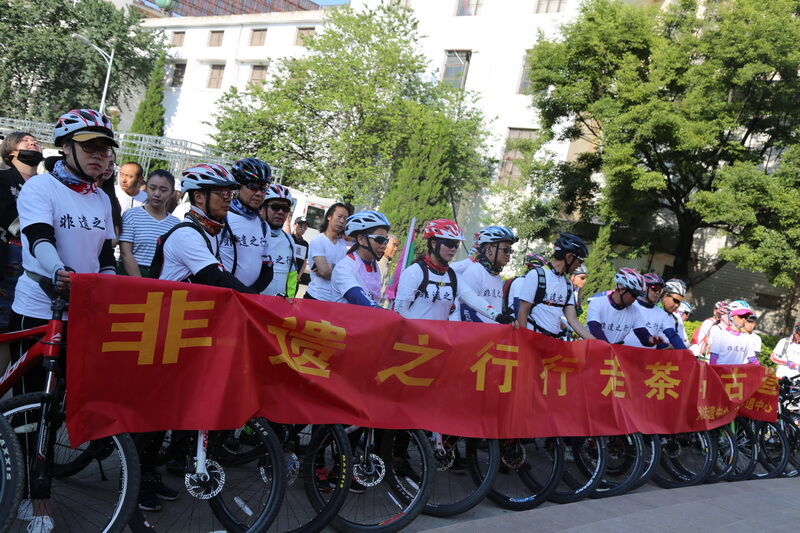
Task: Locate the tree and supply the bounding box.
[582,225,617,301]
[127,53,167,172]
[515,0,800,283]
[212,1,492,206]
[0,0,163,122]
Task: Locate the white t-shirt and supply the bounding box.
[331,252,381,305]
[13,173,116,319]
[674,312,688,345]
[450,257,475,276]
[172,199,191,220]
[160,224,222,283]
[586,293,638,344]
[459,262,503,324]
[396,262,461,321]
[307,234,349,300]
[772,338,800,379]
[708,325,754,365]
[517,266,575,335]
[219,213,268,287]
[264,227,295,296]
[749,332,762,355]
[114,184,147,214]
[623,300,675,349]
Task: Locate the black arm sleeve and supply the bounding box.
[194,263,257,294]
[99,239,115,271]
[22,223,56,254]
[249,262,273,294]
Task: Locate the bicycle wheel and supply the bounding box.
[651,431,715,488]
[705,425,737,483]
[0,413,23,532]
[485,438,563,511]
[591,433,644,498]
[726,418,758,482]
[750,421,789,480]
[3,392,139,532]
[549,436,607,504]
[627,434,660,492]
[268,424,350,533]
[330,428,433,532]
[781,414,800,477]
[144,417,286,532]
[423,436,499,517]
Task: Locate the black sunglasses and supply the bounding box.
[366,234,390,245]
[438,239,460,249]
[244,182,268,192]
[267,203,291,213]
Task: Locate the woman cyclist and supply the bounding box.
[707,300,760,365]
[330,211,390,307]
[458,225,517,323]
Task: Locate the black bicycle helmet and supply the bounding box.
[230,157,272,186]
[553,233,588,260]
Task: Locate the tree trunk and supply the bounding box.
[784,277,800,331]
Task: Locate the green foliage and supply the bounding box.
[761,335,779,367]
[0,0,163,122]
[127,53,167,172]
[517,0,800,281]
[212,1,492,206]
[582,225,617,300]
[683,320,702,344]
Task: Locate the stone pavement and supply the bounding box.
[408,478,800,532]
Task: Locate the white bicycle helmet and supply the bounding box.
[573,265,588,276]
[476,225,518,244]
[345,210,390,236]
[423,219,465,241]
[677,301,694,315]
[614,267,646,295]
[54,108,117,147]
[263,183,294,204]
[728,300,753,317]
[664,278,687,296]
[180,164,237,193]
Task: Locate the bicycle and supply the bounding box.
[778,375,800,477]
[549,436,608,503]
[651,431,716,488]
[0,414,23,532]
[0,279,140,532]
[590,433,645,498]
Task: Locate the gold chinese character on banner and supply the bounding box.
[470,342,519,393]
[540,354,579,396]
[102,290,215,365]
[600,357,626,398]
[756,371,779,396]
[644,362,681,400]
[377,334,443,387]
[267,317,345,377]
[720,370,747,400]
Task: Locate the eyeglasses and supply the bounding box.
[367,234,390,245]
[210,189,234,199]
[244,182,269,192]
[498,247,513,254]
[268,203,291,213]
[76,143,114,157]
[438,239,460,249]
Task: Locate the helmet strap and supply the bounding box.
[64,140,93,182]
[431,240,449,267]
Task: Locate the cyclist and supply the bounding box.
[262,184,298,296]
[586,267,646,344]
[395,219,514,323]
[330,211,391,307]
[514,233,593,339]
[155,164,271,293]
[623,275,687,349]
[305,203,351,300]
[219,158,273,289]
[459,225,517,323]
[570,264,588,315]
[743,313,761,360]
[675,301,693,345]
[771,322,800,378]
[690,300,730,359]
[504,252,547,314]
[707,300,759,365]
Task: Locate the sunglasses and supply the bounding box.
[267,203,291,213]
[244,182,269,192]
[438,239,460,249]
[367,234,390,245]
[574,275,588,280]
[746,316,758,323]
[77,143,114,157]
[498,247,513,254]
[668,294,684,304]
[649,285,664,292]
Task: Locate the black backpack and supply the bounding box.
[409,260,458,308]
[149,222,215,281]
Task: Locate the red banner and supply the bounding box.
[65,275,777,445]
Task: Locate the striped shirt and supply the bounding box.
[119,206,180,267]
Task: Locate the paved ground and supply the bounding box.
[411,478,800,532]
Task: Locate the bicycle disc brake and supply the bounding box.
[185,460,225,499]
[501,440,526,469]
[353,453,385,487]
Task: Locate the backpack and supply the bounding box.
[149,222,215,281]
[409,260,458,308]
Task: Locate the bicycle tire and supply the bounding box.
[267,424,350,533]
[0,413,24,533]
[750,421,789,480]
[725,418,758,482]
[780,414,800,477]
[423,436,499,517]
[485,438,563,511]
[705,425,737,483]
[330,428,433,533]
[591,433,644,498]
[651,431,715,488]
[628,434,661,492]
[549,436,607,504]
[2,392,139,533]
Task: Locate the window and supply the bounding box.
[170,31,185,47]
[456,0,481,16]
[498,128,538,184]
[755,292,782,310]
[442,51,471,90]
[208,30,224,47]
[536,0,565,13]
[296,27,315,46]
[250,29,266,46]
[305,205,325,232]
[207,64,225,89]
[249,65,267,85]
[170,63,186,88]
[519,60,531,94]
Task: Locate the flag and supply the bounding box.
[385,217,416,303]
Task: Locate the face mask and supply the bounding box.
[16,149,44,167]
